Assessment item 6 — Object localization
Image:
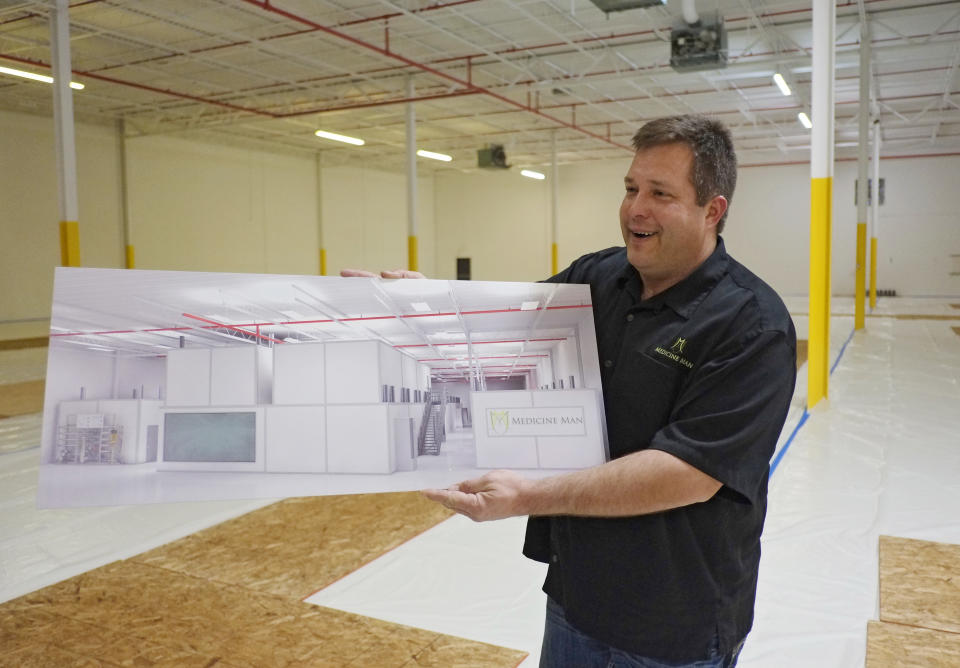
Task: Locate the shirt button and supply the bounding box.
[626,313,635,322]
[551,554,559,563]
[603,360,613,368]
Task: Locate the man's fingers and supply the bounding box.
[340,268,427,279]
[421,488,477,514]
[381,269,426,279]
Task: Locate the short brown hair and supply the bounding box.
[631,115,737,232]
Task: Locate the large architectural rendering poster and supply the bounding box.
[38,267,608,508]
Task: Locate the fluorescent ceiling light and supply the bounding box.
[520,301,540,311]
[283,337,299,343]
[773,72,791,96]
[410,301,431,312]
[797,112,813,129]
[314,129,364,146]
[416,149,452,162]
[280,310,305,320]
[0,65,84,89]
[521,169,545,180]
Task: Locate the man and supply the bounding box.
[418,115,797,666]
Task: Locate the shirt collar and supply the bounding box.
[617,237,730,319]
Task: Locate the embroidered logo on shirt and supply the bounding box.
[653,337,694,369]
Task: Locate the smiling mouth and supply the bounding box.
[631,231,656,238]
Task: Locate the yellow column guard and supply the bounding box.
[408,235,418,272]
[808,177,832,408]
[551,243,558,276]
[854,223,866,329]
[319,248,327,276]
[125,245,135,269]
[59,220,80,267]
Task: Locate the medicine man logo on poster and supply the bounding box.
[489,410,509,435]
[485,407,586,437]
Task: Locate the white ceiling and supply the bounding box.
[2,0,957,173]
[49,268,594,382]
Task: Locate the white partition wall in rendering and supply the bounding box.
[326,404,392,473]
[265,406,326,473]
[325,340,381,404]
[165,348,210,406]
[273,341,325,405]
[211,346,272,406]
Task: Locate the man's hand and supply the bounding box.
[422,470,533,522]
[340,268,426,279]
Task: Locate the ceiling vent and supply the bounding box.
[670,14,728,72]
[477,145,509,169]
[587,0,666,13]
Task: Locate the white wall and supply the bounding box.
[0,110,123,324]
[127,134,319,275]
[321,165,436,278]
[4,105,958,323]
[433,155,960,296]
[115,356,165,401]
[433,168,554,281]
[40,348,117,461]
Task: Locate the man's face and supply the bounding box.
[619,143,727,299]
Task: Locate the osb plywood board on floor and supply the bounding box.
[0,379,44,418]
[866,621,960,667]
[0,559,527,668]
[135,492,454,599]
[879,535,960,634]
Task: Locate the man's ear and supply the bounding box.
[704,195,728,229]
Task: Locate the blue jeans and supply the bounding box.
[540,597,744,668]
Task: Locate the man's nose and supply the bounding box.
[626,193,649,218]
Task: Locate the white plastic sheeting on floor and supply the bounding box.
[2,297,960,667]
[0,444,273,603]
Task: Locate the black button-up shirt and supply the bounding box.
[523,238,797,661]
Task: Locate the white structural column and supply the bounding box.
[406,75,418,272]
[870,119,881,307]
[50,0,80,267]
[855,20,870,330]
[807,0,835,408]
[551,130,559,275]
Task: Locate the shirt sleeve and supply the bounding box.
[647,327,796,506]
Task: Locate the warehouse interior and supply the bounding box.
[1,0,959,665]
